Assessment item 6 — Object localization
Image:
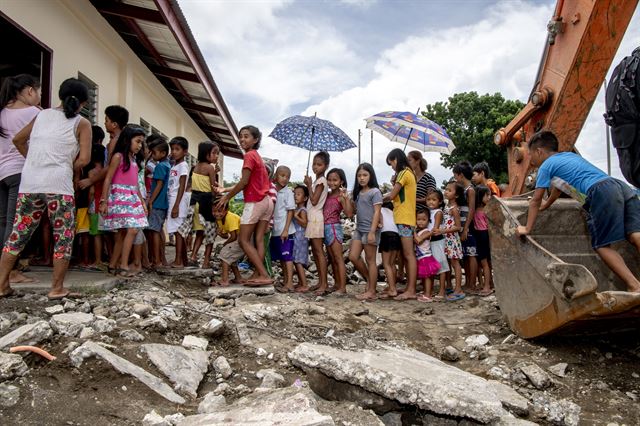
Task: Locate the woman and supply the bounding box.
[0,74,41,284]
[0,77,91,299]
[407,150,437,212]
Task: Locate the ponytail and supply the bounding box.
[0,74,40,137]
[58,78,89,119]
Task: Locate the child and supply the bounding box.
[474,185,493,296]
[167,137,190,268]
[383,148,417,300]
[130,140,150,273]
[440,181,465,301]
[263,160,278,278]
[516,130,640,293]
[146,141,171,267]
[271,166,296,292]
[216,125,273,285]
[87,143,106,269]
[212,204,243,286]
[415,210,441,302]
[349,163,382,301]
[472,161,501,197]
[378,201,400,298]
[425,189,450,299]
[74,147,95,268]
[99,125,148,277]
[292,185,309,292]
[323,168,352,295]
[303,151,330,295]
[178,141,220,269]
[453,161,478,293]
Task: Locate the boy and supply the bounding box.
[452,161,478,293]
[213,204,243,286]
[472,161,501,197]
[167,137,190,268]
[270,166,296,292]
[87,143,106,268]
[517,130,640,293]
[147,141,171,267]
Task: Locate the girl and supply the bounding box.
[378,202,400,299]
[474,185,494,297]
[100,125,149,278]
[383,148,417,300]
[178,141,220,269]
[425,189,450,300]
[323,168,352,295]
[303,151,330,296]
[349,163,383,301]
[292,185,309,292]
[216,125,273,285]
[414,210,441,302]
[0,74,41,285]
[440,181,465,301]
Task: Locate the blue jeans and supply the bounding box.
[0,173,21,244]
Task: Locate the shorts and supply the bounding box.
[148,208,167,233]
[379,231,401,253]
[462,233,477,257]
[323,223,344,246]
[269,235,294,262]
[241,195,274,225]
[219,240,244,265]
[585,178,640,248]
[133,229,146,245]
[75,208,90,234]
[397,224,414,238]
[89,213,102,236]
[474,229,491,261]
[353,228,380,246]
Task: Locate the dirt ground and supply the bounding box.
[1,270,639,425]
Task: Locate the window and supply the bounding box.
[77,72,98,124]
[140,117,167,139]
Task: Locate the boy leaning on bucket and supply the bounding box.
[516,130,640,293]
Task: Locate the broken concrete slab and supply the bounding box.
[235,322,252,346]
[207,285,275,299]
[157,267,213,277]
[197,392,227,414]
[70,341,185,404]
[0,383,20,407]
[50,312,95,337]
[256,368,285,389]
[182,335,208,351]
[212,356,233,379]
[518,363,552,389]
[202,318,224,336]
[487,380,529,416]
[0,352,29,381]
[289,343,523,423]
[45,305,64,315]
[0,320,53,350]
[11,267,120,293]
[548,363,568,378]
[141,344,209,398]
[180,386,335,425]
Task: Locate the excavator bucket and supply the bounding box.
[486,195,640,339]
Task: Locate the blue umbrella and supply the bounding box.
[269,114,356,174]
[364,111,455,154]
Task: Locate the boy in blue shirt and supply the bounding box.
[517,130,640,293]
[146,141,171,267]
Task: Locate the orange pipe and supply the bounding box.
[10,345,57,361]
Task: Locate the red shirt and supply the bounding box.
[242,150,269,202]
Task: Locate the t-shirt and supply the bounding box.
[0,106,39,181]
[392,168,416,227]
[356,188,383,233]
[217,211,240,234]
[536,152,608,197]
[242,150,269,203]
[151,159,171,210]
[273,186,295,236]
[168,161,189,200]
[474,209,488,231]
[416,173,437,212]
[380,207,398,234]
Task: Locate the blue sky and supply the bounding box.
[180,0,639,187]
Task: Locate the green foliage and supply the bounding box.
[229,197,244,217]
[422,92,524,184]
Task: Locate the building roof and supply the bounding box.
[89,0,242,158]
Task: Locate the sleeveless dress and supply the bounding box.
[177,172,217,245]
[443,205,463,259]
[101,153,148,230]
[428,208,450,274]
[293,206,309,266]
[305,176,328,239]
[415,228,441,278]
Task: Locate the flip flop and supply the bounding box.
[244,279,273,287]
[446,293,466,302]
[275,285,294,293]
[478,289,495,297]
[394,293,417,301]
[0,288,16,299]
[378,292,398,300]
[417,294,434,303]
[48,291,82,301]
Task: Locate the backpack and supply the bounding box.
[604,47,640,188]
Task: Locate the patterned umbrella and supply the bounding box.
[269,114,356,174]
[364,111,455,154]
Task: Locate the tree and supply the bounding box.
[422,92,524,183]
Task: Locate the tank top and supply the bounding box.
[20,108,81,195]
[111,153,139,186]
[323,195,342,224]
[191,172,212,192]
[0,106,40,181]
[474,209,488,231]
[459,185,473,227]
[428,208,444,241]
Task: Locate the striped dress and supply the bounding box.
[100,153,148,230]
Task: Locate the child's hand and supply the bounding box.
[461,229,468,241]
[303,175,312,187]
[433,228,441,236]
[339,187,348,200]
[142,203,148,216]
[516,225,529,237]
[78,178,92,190]
[171,206,179,218]
[367,231,376,246]
[99,200,107,215]
[280,231,288,242]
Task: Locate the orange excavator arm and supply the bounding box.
[494,0,638,196]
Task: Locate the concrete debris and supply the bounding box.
[256,368,285,389]
[133,303,153,317]
[45,305,64,315]
[141,344,210,398]
[92,318,116,334]
[70,341,185,404]
[487,380,529,416]
[181,335,208,351]
[119,329,145,342]
[142,410,168,426]
[531,394,580,426]
[465,334,490,349]
[518,362,553,389]
[79,327,95,339]
[50,312,95,337]
[0,383,20,407]
[197,392,227,414]
[207,285,275,299]
[0,321,53,350]
[440,346,460,362]
[548,363,568,378]
[235,323,252,346]
[212,356,233,379]
[202,318,224,336]
[0,352,29,381]
[139,316,168,331]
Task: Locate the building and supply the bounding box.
[1,0,243,173]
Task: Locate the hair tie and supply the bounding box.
[69,95,77,101]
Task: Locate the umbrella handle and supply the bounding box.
[402,128,412,152]
[306,149,311,175]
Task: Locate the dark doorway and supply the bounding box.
[0,11,52,108]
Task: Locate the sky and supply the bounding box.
[179,0,640,188]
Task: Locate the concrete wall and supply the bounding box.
[2,0,219,163]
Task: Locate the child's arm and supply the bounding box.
[432,211,444,235]
[138,189,147,215]
[99,154,121,215]
[172,174,187,219]
[540,187,561,211]
[368,203,382,245]
[304,176,324,207]
[148,179,164,211]
[339,187,354,218]
[224,230,237,246]
[281,210,294,240]
[207,164,218,196]
[461,186,475,241]
[12,118,36,157]
[516,188,546,236]
[294,209,308,228]
[414,230,430,244]
[73,118,92,171]
[383,182,402,202]
[217,168,250,208]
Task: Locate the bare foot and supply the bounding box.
[9,270,37,284]
[294,286,309,293]
[314,286,328,296]
[394,292,417,301]
[202,262,210,269]
[170,263,184,269]
[356,292,377,301]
